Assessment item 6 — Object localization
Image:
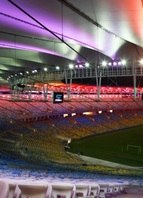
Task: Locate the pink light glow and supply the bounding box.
[35,83,143,95]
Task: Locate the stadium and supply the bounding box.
[0,0,143,197]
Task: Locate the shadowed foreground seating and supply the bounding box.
[18,184,48,198]
[0,180,9,198]
[88,184,100,198]
[75,184,89,198]
[51,184,74,198]
[99,184,109,198]
[8,183,16,198]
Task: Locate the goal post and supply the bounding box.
[127,144,141,154]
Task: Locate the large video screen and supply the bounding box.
[53,92,64,103]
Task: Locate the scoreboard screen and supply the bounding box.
[53,92,64,103]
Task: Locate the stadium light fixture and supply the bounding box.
[101,61,107,67]
[79,64,83,68]
[85,62,90,68]
[68,139,71,144]
[139,59,143,65]
[83,112,93,115]
[69,63,74,69]
[44,67,48,71]
[56,66,60,70]
[63,114,68,117]
[71,113,76,116]
[32,70,37,73]
[121,59,127,66]
[118,61,122,66]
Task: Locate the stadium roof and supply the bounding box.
[1,0,143,85]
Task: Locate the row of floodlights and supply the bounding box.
[66,59,142,68]
[101,59,143,67]
[69,60,127,69]
[7,63,90,80]
[101,59,127,67]
[9,58,143,80]
[6,59,125,80]
[6,58,143,80]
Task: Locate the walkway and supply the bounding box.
[76,154,143,170]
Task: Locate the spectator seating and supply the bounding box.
[99,184,109,198]
[88,184,100,198]
[0,179,131,198]
[51,184,74,198]
[18,184,48,198]
[75,184,89,198]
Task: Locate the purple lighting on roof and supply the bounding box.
[0,42,68,58]
[0,0,125,59]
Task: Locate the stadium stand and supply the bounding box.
[50,184,74,198]
[1,98,143,166]
[88,184,100,198]
[0,180,129,198]
[75,184,89,198]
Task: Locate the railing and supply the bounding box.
[9,66,143,85]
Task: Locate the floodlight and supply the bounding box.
[139,59,143,65]
[56,66,60,70]
[44,67,47,71]
[121,59,127,66]
[113,61,117,66]
[102,61,107,67]
[69,64,74,69]
[85,62,90,67]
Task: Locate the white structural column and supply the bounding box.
[133,62,137,99]
[64,69,73,100]
[95,68,102,101]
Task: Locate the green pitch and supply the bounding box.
[69,125,143,167]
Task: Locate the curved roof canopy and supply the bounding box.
[0,0,143,84]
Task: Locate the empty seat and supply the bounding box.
[75,184,89,198]
[76,192,83,198]
[8,183,16,198]
[18,184,48,198]
[51,184,74,198]
[89,184,100,198]
[99,184,109,198]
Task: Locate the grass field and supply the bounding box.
[69,125,143,167]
